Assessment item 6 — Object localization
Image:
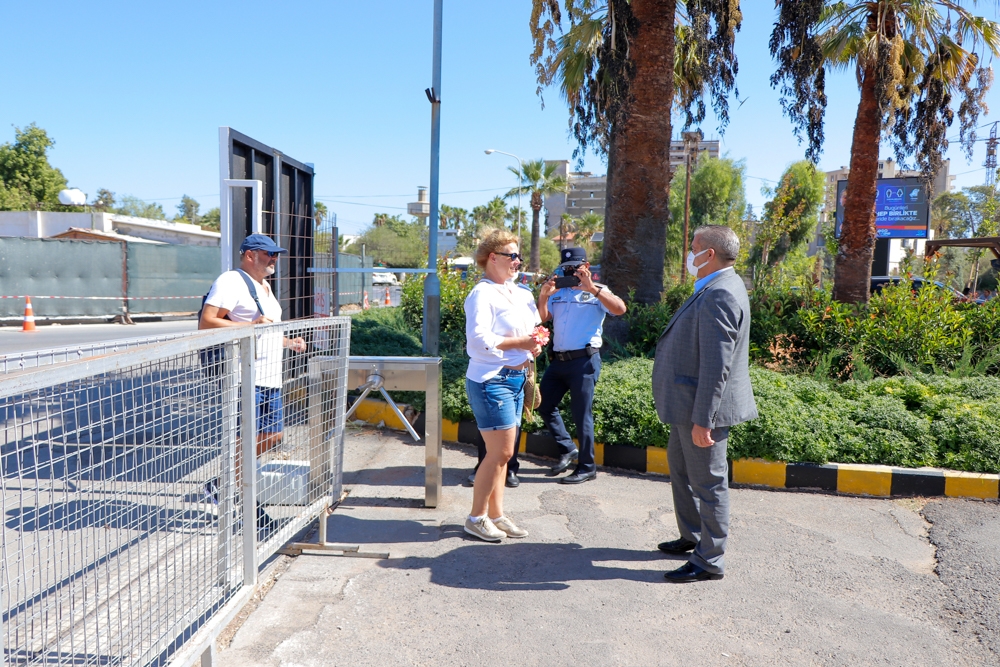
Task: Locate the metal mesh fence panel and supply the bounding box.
[0,316,350,666]
[0,332,199,375]
[250,318,350,563]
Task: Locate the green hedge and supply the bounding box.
[350,290,1000,474]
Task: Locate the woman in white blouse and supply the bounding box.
[463,229,543,542]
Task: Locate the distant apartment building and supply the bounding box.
[811,159,955,274]
[544,138,721,235]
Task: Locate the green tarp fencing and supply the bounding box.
[127,244,218,315]
[0,238,380,322]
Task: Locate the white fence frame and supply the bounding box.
[1,318,350,667]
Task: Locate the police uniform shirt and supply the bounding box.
[547,287,610,352]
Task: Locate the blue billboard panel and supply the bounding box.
[834,177,930,239]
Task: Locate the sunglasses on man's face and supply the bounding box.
[256,250,280,258]
[495,252,523,262]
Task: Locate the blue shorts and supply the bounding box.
[466,369,526,432]
[256,387,284,434]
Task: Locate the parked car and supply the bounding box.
[870,276,966,301]
[372,272,399,286]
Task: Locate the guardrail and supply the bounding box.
[0,317,351,666]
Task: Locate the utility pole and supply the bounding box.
[681,130,703,281]
[985,122,998,190]
[422,0,443,355]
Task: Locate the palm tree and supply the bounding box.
[770,0,1000,303]
[530,0,741,303]
[575,211,605,242]
[505,159,569,272]
[314,201,329,227]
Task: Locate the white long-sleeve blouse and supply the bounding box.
[464,279,541,382]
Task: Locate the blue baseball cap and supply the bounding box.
[240,234,287,254]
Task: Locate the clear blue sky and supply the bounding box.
[2,1,998,235]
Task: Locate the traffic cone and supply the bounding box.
[22,297,36,331]
[384,287,391,306]
[363,291,370,310]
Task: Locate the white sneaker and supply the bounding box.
[464,516,504,542]
[492,516,528,538]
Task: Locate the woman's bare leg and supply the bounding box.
[471,427,517,518]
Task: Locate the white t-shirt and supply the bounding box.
[204,270,284,388]
[464,279,541,382]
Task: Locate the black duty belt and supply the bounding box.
[551,346,600,363]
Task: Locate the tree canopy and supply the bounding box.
[0,124,69,211]
[667,154,748,277]
[751,160,826,270]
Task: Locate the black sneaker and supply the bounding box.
[257,502,278,539]
[203,478,220,505]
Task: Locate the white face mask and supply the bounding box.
[686,248,711,277]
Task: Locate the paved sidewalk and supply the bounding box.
[218,427,999,667]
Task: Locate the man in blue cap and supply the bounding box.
[538,247,626,483]
[201,233,307,451]
[200,234,306,533]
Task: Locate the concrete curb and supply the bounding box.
[349,399,999,502]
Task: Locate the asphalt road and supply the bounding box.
[0,319,198,355]
[217,428,1000,667]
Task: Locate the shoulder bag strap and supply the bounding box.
[235,269,266,318]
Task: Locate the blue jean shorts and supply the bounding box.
[466,368,526,432]
[256,386,284,434]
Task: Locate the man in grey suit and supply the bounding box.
[652,225,757,583]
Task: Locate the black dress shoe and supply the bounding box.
[657,537,697,555]
[664,562,724,583]
[505,471,520,488]
[550,449,579,475]
[559,470,596,484]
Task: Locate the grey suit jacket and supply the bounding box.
[652,268,758,428]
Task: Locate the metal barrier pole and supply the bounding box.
[425,360,443,507]
[217,339,238,588]
[241,333,258,587]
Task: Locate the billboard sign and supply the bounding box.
[834,177,930,239]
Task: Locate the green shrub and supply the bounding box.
[351,288,1000,474]
[401,260,479,337]
[592,358,671,447]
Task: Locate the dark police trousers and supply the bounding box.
[538,352,601,474]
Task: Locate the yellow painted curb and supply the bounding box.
[594,442,604,466]
[351,398,412,432]
[837,464,892,497]
[732,458,786,488]
[442,419,459,443]
[646,447,669,475]
[944,472,1000,500]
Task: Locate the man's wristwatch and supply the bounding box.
[593,285,604,297]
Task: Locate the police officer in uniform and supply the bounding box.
[538,247,627,483]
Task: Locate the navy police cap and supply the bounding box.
[559,247,587,268]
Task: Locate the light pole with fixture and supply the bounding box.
[421,0,443,356]
[485,149,523,242]
[681,129,703,282]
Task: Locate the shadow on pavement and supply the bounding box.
[324,512,442,544]
[342,465,471,487]
[379,542,670,591]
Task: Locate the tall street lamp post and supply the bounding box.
[681,129,703,282]
[422,0,443,355]
[485,149,523,241]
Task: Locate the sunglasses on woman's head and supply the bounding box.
[495,252,523,262]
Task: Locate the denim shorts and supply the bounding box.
[256,386,284,434]
[466,368,526,431]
